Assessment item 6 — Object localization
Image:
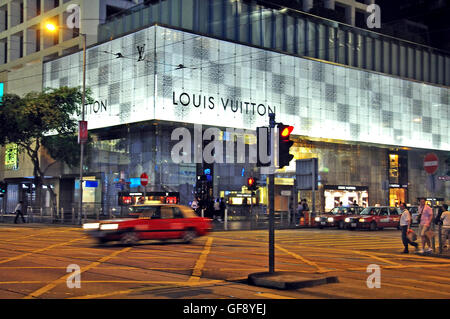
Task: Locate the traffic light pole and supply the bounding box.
[268,113,276,273]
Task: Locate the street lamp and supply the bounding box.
[45,22,87,225]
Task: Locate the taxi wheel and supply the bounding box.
[121,232,139,246]
[182,229,197,243]
[370,221,377,231]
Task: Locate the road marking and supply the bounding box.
[256,293,295,299]
[0,229,72,243]
[381,282,450,296]
[395,277,450,289]
[69,280,225,299]
[347,264,450,271]
[0,237,85,265]
[0,266,192,270]
[189,237,214,282]
[353,251,401,266]
[275,244,329,273]
[24,246,132,299]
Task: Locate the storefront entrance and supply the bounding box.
[389,188,407,207]
[324,185,369,211]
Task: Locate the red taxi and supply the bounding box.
[344,206,401,230]
[314,206,364,229]
[82,204,212,245]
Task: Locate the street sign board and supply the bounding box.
[424,153,439,175]
[140,173,149,186]
[296,158,318,190]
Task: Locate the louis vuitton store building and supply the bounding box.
[36,22,450,216]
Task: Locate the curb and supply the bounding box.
[248,272,339,290]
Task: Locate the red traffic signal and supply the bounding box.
[280,125,294,138]
[278,124,295,169]
[247,177,258,191]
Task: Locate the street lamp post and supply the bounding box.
[45,23,87,225]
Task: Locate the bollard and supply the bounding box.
[96,208,99,221]
[72,207,75,224]
[109,209,113,219]
[224,209,228,231]
[201,209,204,218]
[61,207,64,224]
[439,224,442,255]
[40,207,43,223]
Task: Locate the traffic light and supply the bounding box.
[247,177,257,191]
[0,181,6,194]
[278,123,294,169]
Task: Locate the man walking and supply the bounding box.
[418,198,433,253]
[440,204,450,250]
[399,202,418,253]
[14,200,25,224]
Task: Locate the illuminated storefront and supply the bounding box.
[37,24,450,214]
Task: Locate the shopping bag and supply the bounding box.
[407,229,417,242]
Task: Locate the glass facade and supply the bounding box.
[74,121,449,215]
[40,25,450,216]
[99,0,450,87]
[44,25,450,151]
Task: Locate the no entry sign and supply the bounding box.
[424,153,439,175]
[140,173,149,186]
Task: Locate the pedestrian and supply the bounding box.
[352,200,359,207]
[297,200,304,219]
[418,198,433,253]
[302,199,309,212]
[440,204,450,250]
[399,202,418,254]
[14,201,25,224]
[219,198,226,222]
[191,197,199,212]
[214,198,221,221]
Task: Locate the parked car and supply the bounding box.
[82,204,212,245]
[344,206,401,230]
[315,206,364,229]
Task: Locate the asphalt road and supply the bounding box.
[0,224,449,299]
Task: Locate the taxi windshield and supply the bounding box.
[329,208,343,215]
[126,206,160,218]
[360,207,377,215]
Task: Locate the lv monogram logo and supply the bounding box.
[137,44,146,62]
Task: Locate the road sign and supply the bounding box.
[140,173,149,186]
[424,153,439,175]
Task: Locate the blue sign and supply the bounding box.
[204,168,211,175]
[85,181,99,188]
[129,178,141,188]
